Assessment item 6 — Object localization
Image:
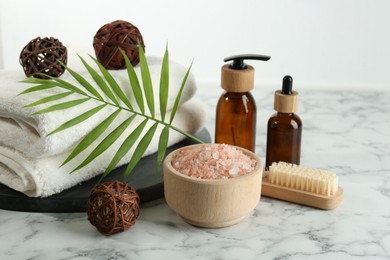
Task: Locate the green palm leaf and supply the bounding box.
[71,114,136,173]
[20,43,204,180]
[43,74,88,96]
[120,49,144,113]
[123,122,158,178]
[78,55,119,105]
[90,56,133,110]
[101,119,149,179]
[21,75,87,97]
[156,125,170,173]
[47,104,107,136]
[21,78,56,84]
[18,82,58,95]
[159,46,169,121]
[62,108,121,166]
[138,43,155,117]
[170,60,193,124]
[33,98,90,115]
[57,60,104,100]
[24,92,73,107]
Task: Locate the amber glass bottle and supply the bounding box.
[215,92,256,152]
[215,54,270,152]
[265,76,302,169]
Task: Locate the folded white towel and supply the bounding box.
[0,99,205,197]
[0,56,196,157]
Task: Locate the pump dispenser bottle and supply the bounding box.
[265,75,302,169]
[215,54,270,152]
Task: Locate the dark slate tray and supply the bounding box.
[0,129,210,213]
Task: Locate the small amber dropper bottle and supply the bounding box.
[265,75,302,169]
[215,54,270,152]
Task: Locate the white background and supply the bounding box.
[1,0,389,90]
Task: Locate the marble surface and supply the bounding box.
[1,85,390,260]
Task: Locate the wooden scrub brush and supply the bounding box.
[262,162,343,210]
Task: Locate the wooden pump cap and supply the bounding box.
[274,90,299,113]
[221,64,255,92]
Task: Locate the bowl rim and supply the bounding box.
[164,143,262,184]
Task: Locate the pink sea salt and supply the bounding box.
[171,144,257,179]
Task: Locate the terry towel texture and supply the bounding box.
[0,56,205,197]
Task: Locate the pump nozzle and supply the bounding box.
[224,54,271,70]
[221,53,271,92]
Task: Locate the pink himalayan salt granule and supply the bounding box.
[171,144,257,179]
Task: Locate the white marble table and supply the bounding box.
[1,86,389,260]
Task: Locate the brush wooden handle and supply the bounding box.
[261,177,343,210]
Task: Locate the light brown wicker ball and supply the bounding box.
[93,20,145,70]
[19,37,67,78]
[87,181,140,236]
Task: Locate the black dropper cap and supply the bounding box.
[224,54,271,70]
[282,75,293,95]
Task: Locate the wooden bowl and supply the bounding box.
[163,144,262,228]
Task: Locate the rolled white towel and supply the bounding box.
[0,99,206,197]
[0,56,196,157]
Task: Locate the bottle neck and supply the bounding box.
[276,111,294,116]
[224,91,250,96]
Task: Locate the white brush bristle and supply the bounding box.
[268,162,339,196]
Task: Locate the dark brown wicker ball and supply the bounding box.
[93,20,145,70]
[86,181,140,236]
[19,37,67,79]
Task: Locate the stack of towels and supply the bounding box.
[0,56,205,197]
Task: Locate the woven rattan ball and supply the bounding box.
[93,20,145,70]
[19,37,67,78]
[87,181,140,236]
